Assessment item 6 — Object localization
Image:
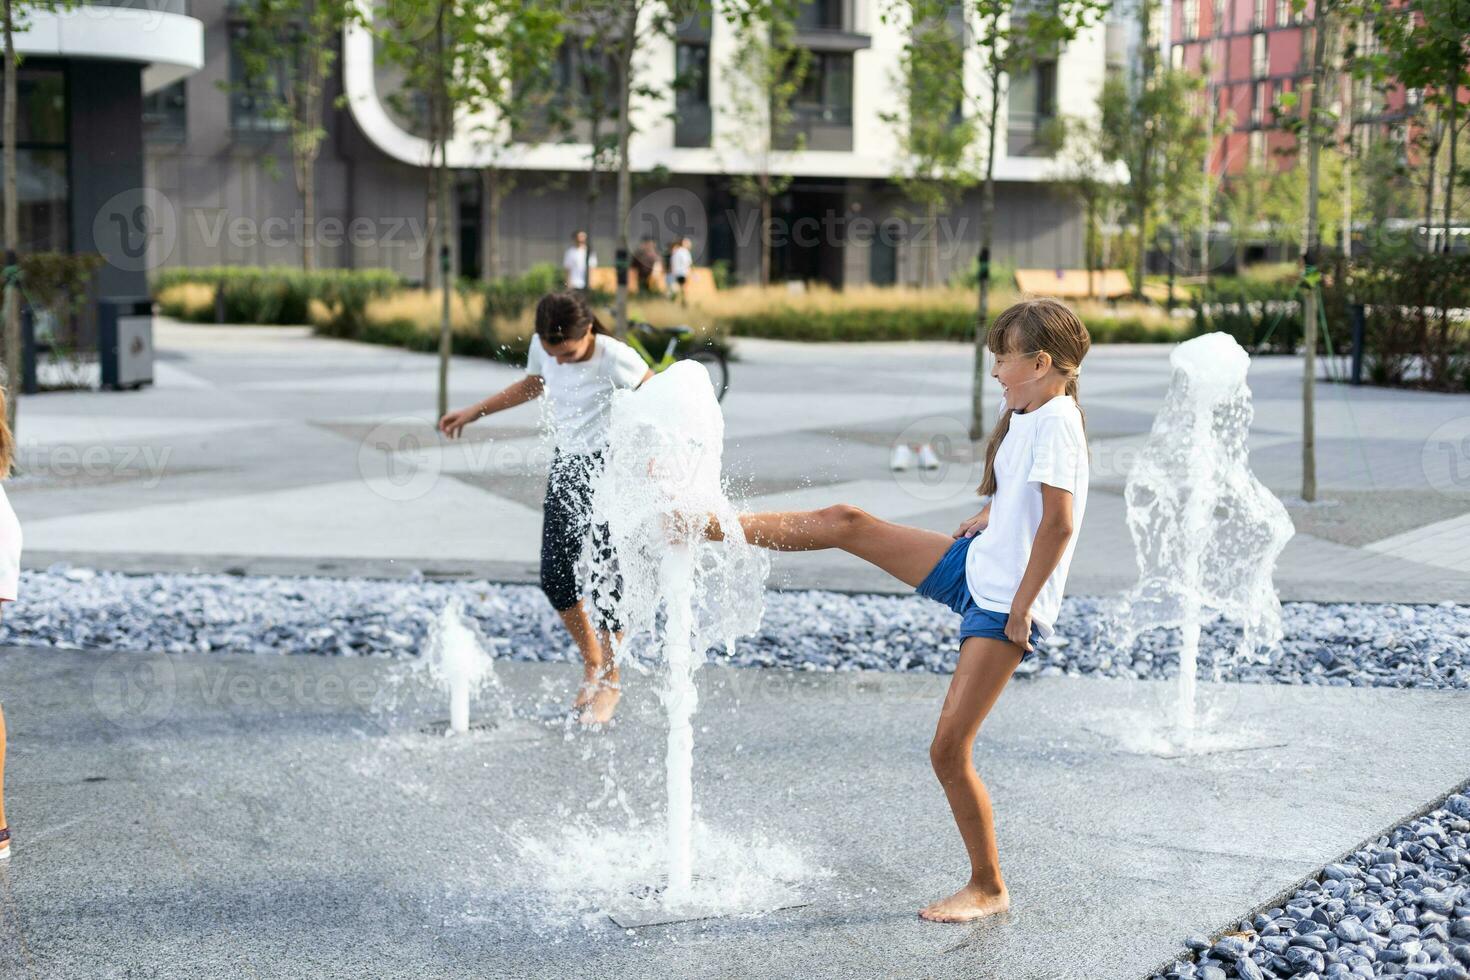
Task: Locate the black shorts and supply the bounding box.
[540,450,622,631]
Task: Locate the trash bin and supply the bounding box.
[98,296,154,390]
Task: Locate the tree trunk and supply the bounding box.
[481,166,501,282]
[612,3,638,337]
[1300,6,1329,504]
[301,153,317,272]
[759,172,771,286]
[3,0,17,438]
[1423,107,1439,253]
[586,114,601,286]
[434,8,451,420]
[927,196,940,287]
[1086,195,1098,298]
[970,63,1001,442]
[1444,76,1457,255]
[1132,0,1157,300]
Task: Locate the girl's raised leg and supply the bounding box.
[920,636,1022,923]
[711,505,954,588]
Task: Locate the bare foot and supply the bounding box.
[578,678,622,726]
[918,883,1010,923]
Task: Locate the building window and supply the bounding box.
[229,23,288,135]
[1275,0,1289,26]
[0,68,69,253]
[776,50,853,151]
[1007,60,1058,157]
[516,36,619,143]
[1252,33,1267,77]
[796,0,846,31]
[1253,0,1267,27]
[143,80,187,143]
[675,42,711,147]
[1182,0,1198,39]
[1249,129,1265,168]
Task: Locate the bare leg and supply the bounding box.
[710,505,954,589]
[580,627,623,725]
[919,637,1023,923]
[557,603,617,719]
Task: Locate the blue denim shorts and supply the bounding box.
[915,534,1038,658]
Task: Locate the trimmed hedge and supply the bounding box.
[152,267,403,332]
[720,307,1187,344]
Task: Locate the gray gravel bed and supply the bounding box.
[4,566,1469,691]
[1151,783,1470,980]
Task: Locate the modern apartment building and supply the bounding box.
[137,1,1118,286]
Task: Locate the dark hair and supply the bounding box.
[534,291,610,345]
[977,298,1091,497]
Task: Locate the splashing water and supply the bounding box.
[419,598,501,734]
[583,360,770,901]
[1112,332,1294,734]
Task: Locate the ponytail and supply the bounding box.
[977,409,1012,498]
[0,390,12,479]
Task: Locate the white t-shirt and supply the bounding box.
[669,246,692,280]
[524,333,648,452]
[964,394,1088,638]
[562,245,596,289]
[0,483,21,602]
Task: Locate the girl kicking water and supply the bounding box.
[439,292,652,725]
[708,298,1090,922]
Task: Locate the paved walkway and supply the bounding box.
[3,645,1467,979]
[14,320,1470,601]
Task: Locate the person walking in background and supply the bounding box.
[562,230,597,292]
[0,391,22,860]
[632,236,663,294]
[668,236,693,305]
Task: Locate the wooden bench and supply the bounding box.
[1014,268,1134,300]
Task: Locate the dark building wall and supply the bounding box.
[70,60,147,298]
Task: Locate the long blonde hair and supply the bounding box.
[977,298,1090,497]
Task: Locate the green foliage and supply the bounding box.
[717,306,1186,344]
[722,0,811,203]
[18,252,104,317]
[152,267,403,331]
[1191,278,1307,354]
[1324,253,1470,391]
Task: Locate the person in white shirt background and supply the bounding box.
[667,237,693,304]
[0,390,21,860]
[439,292,652,725]
[703,298,1090,925]
[561,229,596,291]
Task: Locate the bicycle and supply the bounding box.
[625,320,730,402]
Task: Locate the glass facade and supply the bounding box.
[675,42,712,147]
[0,68,70,253]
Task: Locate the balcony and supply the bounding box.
[14,0,203,92]
[775,103,853,152]
[794,0,871,52]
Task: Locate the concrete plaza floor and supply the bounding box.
[12,320,1470,602]
[2,645,1468,978]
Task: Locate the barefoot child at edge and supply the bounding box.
[708,298,1090,922]
[439,292,652,725]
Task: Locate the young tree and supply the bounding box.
[1055,114,1118,296]
[881,0,977,287]
[965,0,1107,440]
[462,3,562,285]
[230,0,363,271]
[1,0,67,436]
[1360,0,1470,253]
[722,0,809,287]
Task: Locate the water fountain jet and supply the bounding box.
[1112,332,1294,740]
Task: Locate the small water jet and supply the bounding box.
[1112,332,1295,738]
[419,598,500,735]
[583,360,784,921]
